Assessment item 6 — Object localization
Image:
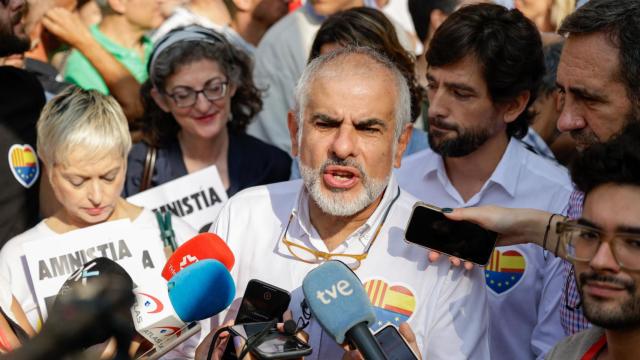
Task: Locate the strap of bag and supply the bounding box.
[140,146,157,192]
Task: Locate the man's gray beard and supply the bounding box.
[299,159,389,217]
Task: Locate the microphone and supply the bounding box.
[161,233,235,280]
[5,257,136,360]
[53,257,136,353]
[138,233,235,355]
[167,259,236,322]
[302,261,387,360]
[135,260,235,360]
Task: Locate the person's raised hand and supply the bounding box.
[428,206,551,270]
[42,7,93,50]
[398,322,422,359]
[427,250,476,271]
[341,323,422,360]
[444,206,550,247]
[194,320,234,360]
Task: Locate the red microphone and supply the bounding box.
[161,233,235,280]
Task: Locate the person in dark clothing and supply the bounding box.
[125,26,291,198]
[0,0,45,353]
[0,0,47,248]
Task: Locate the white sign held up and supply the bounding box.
[21,219,191,348]
[22,219,167,320]
[127,165,228,232]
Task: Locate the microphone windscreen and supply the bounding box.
[56,257,134,302]
[167,259,235,322]
[283,320,297,336]
[51,257,135,348]
[302,261,375,344]
[162,233,235,280]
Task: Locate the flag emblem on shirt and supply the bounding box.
[485,249,526,295]
[364,279,416,332]
[8,144,39,188]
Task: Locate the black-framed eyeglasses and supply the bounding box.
[557,220,640,271]
[164,78,228,108]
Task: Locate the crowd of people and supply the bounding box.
[1,0,640,359]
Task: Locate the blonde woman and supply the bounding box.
[516,0,576,32]
[0,87,195,347]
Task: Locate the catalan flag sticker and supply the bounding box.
[484,249,526,295]
[364,279,416,332]
[8,144,39,188]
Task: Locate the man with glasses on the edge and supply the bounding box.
[546,123,640,359]
[198,47,490,359]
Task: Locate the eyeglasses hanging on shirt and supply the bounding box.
[280,187,401,270]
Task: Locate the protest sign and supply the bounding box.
[23,219,198,350]
[22,219,196,348]
[22,219,168,320]
[127,165,228,232]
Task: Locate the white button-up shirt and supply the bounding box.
[207,176,490,359]
[396,139,572,360]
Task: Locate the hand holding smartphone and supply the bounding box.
[374,324,419,360]
[222,279,292,359]
[228,322,311,360]
[404,202,497,266]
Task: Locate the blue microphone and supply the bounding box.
[302,261,387,360]
[167,259,235,322]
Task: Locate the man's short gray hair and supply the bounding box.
[293,47,412,139]
[37,87,132,166]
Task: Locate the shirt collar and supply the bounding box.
[290,174,401,249]
[420,147,444,179]
[90,25,152,58]
[424,137,524,199]
[486,138,524,198]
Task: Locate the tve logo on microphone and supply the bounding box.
[316,279,354,304]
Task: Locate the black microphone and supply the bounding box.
[302,261,387,360]
[54,257,135,358]
[3,257,135,360]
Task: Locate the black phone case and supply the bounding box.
[404,202,497,265]
[223,280,292,360]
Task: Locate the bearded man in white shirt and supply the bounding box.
[396,4,572,360]
[199,47,490,359]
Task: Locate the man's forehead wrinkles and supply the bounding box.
[561,34,622,85]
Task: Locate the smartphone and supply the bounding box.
[404,202,497,265]
[228,322,312,360]
[235,279,291,324]
[223,280,291,359]
[374,324,419,360]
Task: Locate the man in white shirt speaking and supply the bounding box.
[204,47,490,359]
[396,4,572,360]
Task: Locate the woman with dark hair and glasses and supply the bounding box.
[124,26,291,198]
